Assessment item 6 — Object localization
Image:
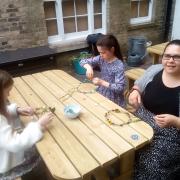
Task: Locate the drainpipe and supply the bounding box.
[164,0,173,41]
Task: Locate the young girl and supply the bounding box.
[80,34,125,106]
[0,70,53,179]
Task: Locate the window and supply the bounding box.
[130,0,153,25]
[43,0,106,44]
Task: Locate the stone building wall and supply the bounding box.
[0,0,47,51]
[108,0,168,53]
[0,0,169,60]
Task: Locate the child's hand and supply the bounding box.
[92,77,101,85]
[154,114,179,128]
[92,77,110,87]
[17,107,35,116]
[84,64,94,80]
[38,112,54,130]
[128,90,141,110]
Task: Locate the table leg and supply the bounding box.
[93,167,110,180]
[119,150,134,174]
[83,174,92,180]
[128,79,134,91]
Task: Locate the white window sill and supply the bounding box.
[49,37,89,53]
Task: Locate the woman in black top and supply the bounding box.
[129,40,180,180]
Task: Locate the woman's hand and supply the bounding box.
[128,89,141,110]
[17,107,34,116]
[154,114,180,128]
[84,64,94,80]
[38,112,54,130]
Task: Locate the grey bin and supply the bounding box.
[127,37,147,67]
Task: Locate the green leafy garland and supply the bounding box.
[35,106,55,117]
[105,108,141,126]
[59,79,96,102]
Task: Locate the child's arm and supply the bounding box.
[83,64,94,80]
[0,112,53,153]
[80,55,101,68]
[80,56,101,80]
[107,65,125,93]
[17,107,34,116]
[8,103,35,116]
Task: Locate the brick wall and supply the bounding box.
[108,0,168,55]
[0,0,47,51]
[0,0,169,58]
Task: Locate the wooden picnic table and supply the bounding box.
[125,68,145,92]
[9,70,153,180]
[147,42,168,64]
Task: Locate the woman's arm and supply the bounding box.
[129,64,163,109]
[154,114,180,129]
[134,64,163,92]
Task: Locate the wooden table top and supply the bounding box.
[147,42,168,55]
[9,70,153,180]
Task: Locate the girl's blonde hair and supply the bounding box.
[0,70,14,117]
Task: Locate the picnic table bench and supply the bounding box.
[9,69,153,180]
[0,46,57,76]
[125,68,145,92]
[147,42,168,64]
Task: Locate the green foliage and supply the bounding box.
[72,51,92,62]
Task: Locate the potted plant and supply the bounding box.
[72,51,92,75]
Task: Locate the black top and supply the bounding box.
[142,70,180,116]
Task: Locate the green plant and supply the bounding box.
[72,51,92,62]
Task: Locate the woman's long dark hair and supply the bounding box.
[0,70,13,117]
[163,39,180,54]
[96,34,123,60]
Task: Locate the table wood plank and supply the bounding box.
[13,77,100,177]
[51,70,153,143]
[9,87,81,180]
[10,70,153,180]
[33,72,134,155]
[23,73,117,165]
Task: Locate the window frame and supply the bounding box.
[130,0,154,25]
[43,0,107,44]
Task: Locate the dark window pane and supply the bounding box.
[76,0,87,15]
[44,1,56,19]
[64,18,76,33]
[77,16,88,31]
[131,1,138,18]
[94,0,102,13]
[94,14,102,29]
[62,0,75,17]
[46,20,58,36]
[139,0,149,17]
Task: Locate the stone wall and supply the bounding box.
[0,0,47,51]
[108,0,168,54]
[0,0,169,59]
